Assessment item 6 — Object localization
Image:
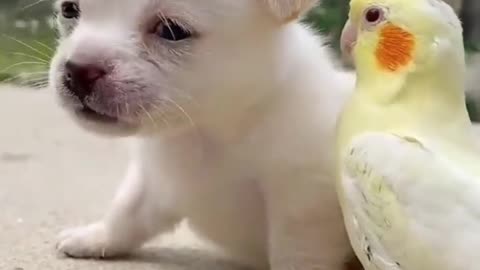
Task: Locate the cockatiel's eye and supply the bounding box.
[363,7,384,25]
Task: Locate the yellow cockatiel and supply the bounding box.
[336,0,480,269]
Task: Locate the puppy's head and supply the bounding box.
[49,0,318,136]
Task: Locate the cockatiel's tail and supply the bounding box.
[335,0,480,270]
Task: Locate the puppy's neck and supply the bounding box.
[189,23,340,145]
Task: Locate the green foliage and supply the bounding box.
[467,97,480,122]
[304,1,348,53]
[0,72,12,83]
[465,41,480,53]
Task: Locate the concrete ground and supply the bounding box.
[0,85,247,270]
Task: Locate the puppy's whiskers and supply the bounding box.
[116,104,121,119]
[21,0,49,10]
[124,102,131,116]
[25,75,50,88]
[33,40,55,53]
[4,35,52,61]
[164,97,195,127]
[149,102,171,128]
[174,90,197,108]
[140,40,154,59]
[139,104,159,129]
[0,61,47,73]
[11,52,50,64]
[1,35,53,87]
[1,71,49,88]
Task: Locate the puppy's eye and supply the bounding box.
[364,7,384,24]
[155,19,192,41]
[61,1,80,19]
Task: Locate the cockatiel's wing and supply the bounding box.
[340,132,480,270]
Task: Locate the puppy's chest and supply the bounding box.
[155,135,264,207]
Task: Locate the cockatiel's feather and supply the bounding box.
[341,132,480,270]
[336,0,480,269]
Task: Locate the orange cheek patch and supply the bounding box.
[375,23,415,72]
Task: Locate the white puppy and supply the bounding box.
[49,0,356,269]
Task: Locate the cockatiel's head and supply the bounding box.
[341,0,464,83]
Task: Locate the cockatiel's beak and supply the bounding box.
[340,19,357,65]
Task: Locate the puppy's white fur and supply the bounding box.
[49,0,355,269]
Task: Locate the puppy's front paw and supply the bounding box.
[56,222,119,259]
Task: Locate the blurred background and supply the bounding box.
[0,0,479,119]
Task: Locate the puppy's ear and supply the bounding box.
[262,0,318,23]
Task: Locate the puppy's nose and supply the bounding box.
[64,61,106,101]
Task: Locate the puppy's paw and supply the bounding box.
[56,222,121,259]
